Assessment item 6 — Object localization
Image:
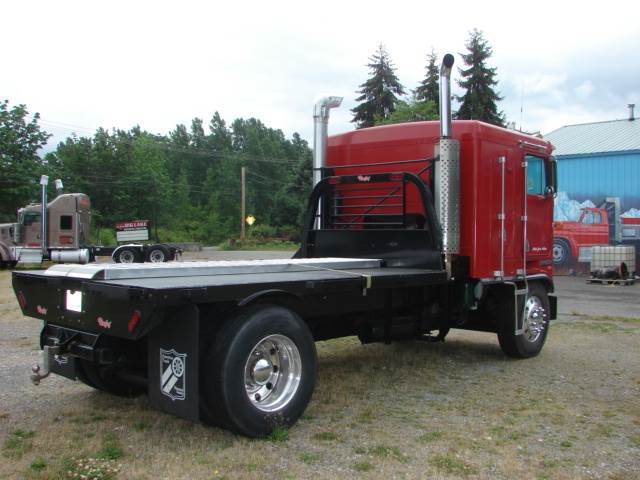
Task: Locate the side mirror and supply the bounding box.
[545,185,556,198]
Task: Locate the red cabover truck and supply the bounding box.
[12,54,557,437]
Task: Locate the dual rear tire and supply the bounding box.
[201,305,317,437]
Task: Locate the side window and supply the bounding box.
[23,212,41,226]
[526,155,545,195]
[582,212,601,225]
[60,215,73,230]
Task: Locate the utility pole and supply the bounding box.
[241,167,246,240]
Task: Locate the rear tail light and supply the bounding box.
[127,310,141,333]
[17,291,27,309]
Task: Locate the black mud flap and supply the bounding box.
[549,295,557,320]
[148,306,200,422]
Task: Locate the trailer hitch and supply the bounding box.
[30,344,61,385]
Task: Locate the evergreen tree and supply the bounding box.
[351,45,405,128]
[455,29,505,126]
[415,49,440,108]
[0,100,51,220]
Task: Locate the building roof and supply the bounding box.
[544,118,640,156]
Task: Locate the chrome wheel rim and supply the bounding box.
[523,295,546,342]
[119,250,135,263]
[244,334,301,412]
[148,249,165,262]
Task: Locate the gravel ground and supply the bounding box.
[0,255,638,479]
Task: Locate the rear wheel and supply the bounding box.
[114,246,141,264]
[75,359,144,397]
[552,238,570,266]
[201,305,317,437]
[145,244,170,263]
[497,282,550,358]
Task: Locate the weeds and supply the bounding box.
[430,454,478,476]
[313,431,339,442]
[299,452,321,464]
[30,458,47,471]
[267,426,289,443]
[3,430,34,459]
[97,433,124,460]
[417,431,443,443]
[65,457,120,480]
[353,460,373,472]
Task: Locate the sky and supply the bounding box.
[2,0,639,153]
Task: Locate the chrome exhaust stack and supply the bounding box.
[313,96,342,228]
[39,175,49,259]
[434,54,460,277]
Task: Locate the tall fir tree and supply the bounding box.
[351,45,405,128]
[414,49,440,108]
[455,29,505,126]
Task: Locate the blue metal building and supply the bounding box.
[545,106,640,214]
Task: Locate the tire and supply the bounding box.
[497,282,550,358]
[552,238,570,266]
[201,305,317,437]
[75,359,145,397]
[145,244,170,263]
[114,246,141,264]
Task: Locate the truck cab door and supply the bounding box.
[22,212,42,247]
[525,154,554,262]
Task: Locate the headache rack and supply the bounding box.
[316,158,437,229]
[298,170,443,268]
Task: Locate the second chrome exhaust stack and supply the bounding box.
[435,54,460,274]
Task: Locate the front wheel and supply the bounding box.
[497,282,550,358]
[201,305,317,437]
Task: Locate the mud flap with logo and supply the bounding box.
[148,306,200,422]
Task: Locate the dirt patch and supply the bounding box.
[0,266,638,479]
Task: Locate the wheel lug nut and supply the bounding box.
[266,382,273,390]
[273,365,279,373]
[255,393,261,401]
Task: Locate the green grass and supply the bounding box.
[29,458,47,472]
[368,445,404,461]
[133,421,150,432]
[96,433,124,460]
[299,452,321,464]
[353,460,374,472]
[313,431,339,442]
[219,239,298,251]
[430,454,478,476]
[417,431,443,443]
[2,430,34,459]
[267,426,289,443]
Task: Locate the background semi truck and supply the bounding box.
[12,55,558,437]
[0,177,179,267]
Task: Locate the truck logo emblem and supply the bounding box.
[357,175,371,182]
[160,348,186,401]
[36,305,47,315]
[97,317,112,329]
